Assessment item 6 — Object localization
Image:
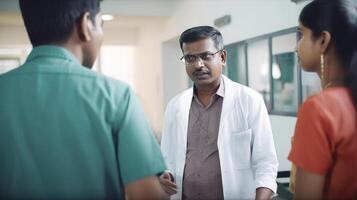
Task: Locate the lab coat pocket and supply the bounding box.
[230,129,252,169]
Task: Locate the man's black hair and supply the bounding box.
[179,26,224,52]
[19,0,101,46]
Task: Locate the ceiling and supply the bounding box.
[0,0,178,17]
[0,0,172,30]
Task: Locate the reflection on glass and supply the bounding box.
[226,45,238,82]
[272,33,298,113]
[237,45,247,85]
[248,39,270,109]
[226,44,247,85]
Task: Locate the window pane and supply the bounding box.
[248,39,270,109]
[272,33,298,113]
[237,45,247,85]
[226,45,238,82]
[301,70,321,101]
[226,44,247,85]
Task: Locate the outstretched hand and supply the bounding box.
[159,172,178,196]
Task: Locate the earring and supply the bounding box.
[320,54,325,87]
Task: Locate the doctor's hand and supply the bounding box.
[159,171,178,196]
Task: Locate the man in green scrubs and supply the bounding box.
[0,0,168,199]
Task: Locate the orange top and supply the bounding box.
[288,87,357,199]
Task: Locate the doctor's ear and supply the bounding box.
[220,49,227,65]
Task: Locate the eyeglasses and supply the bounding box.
[180,50,223,65]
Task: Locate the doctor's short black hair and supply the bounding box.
[19,0,102,46]
[179,26,224,52]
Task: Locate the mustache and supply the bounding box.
[193,69,210,76]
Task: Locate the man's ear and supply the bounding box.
[220,49,227,67]
[77,12,93,42]
[319,31,331,54]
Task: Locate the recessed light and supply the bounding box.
[101,14,114,21]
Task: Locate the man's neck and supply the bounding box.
[194,78,221,107]
[51,41,83,66]
[195,83,220,97]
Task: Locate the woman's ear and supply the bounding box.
[319,31,331,54]
[77,12,93,42]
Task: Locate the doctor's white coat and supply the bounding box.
[161,75,278,199]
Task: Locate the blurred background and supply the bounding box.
[0,0,320,191]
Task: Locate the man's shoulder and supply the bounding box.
[224,77,262,102]
[166,87,192,108]
[92,73,132,98]
[45,63,133,100]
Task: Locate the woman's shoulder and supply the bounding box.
[305,87,351,106]
[300,87,354,120]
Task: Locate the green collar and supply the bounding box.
[26,45,81,65]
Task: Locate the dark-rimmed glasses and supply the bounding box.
[180,49,223,65]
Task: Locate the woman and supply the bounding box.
[288,0,357,199]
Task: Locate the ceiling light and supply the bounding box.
[101,14,114,21]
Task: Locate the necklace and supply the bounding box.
[324,82,334,89]
[323,79,344,89]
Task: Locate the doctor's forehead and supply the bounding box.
[182,38,217,54]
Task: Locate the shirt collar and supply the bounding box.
[26,45,81,65]
[216,77,225,98]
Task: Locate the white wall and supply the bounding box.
[0,14,32,71]
[164,0,308,43]
[134,19,168,136]
[103,28,138,45]
[0,25,29,45]
[162,37,188,107]
[101,0,175,17]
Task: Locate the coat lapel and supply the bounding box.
[177,88,193,164]
[218,75,235,148]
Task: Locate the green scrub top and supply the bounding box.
[0,45,166,199]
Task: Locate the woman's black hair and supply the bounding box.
[300,0,357,108]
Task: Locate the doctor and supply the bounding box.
[160,26,278,200]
